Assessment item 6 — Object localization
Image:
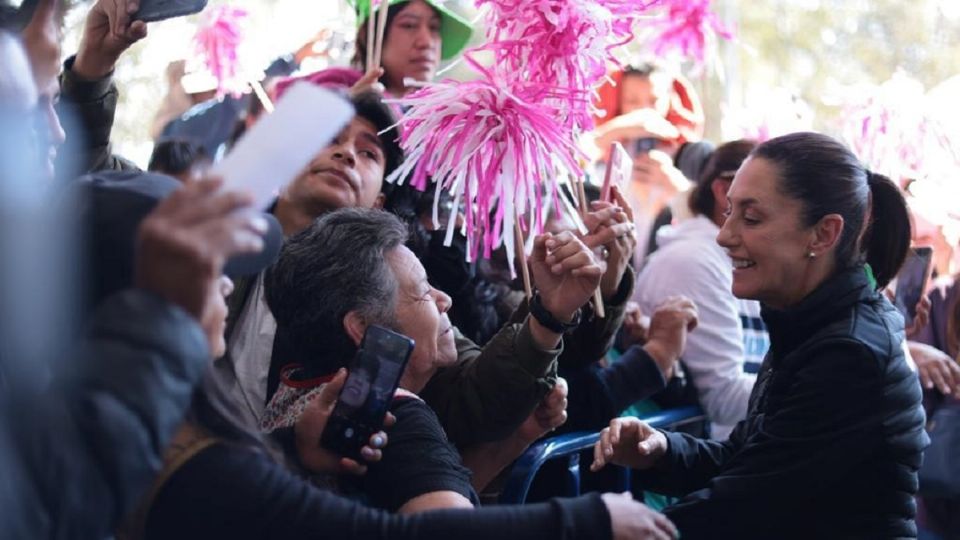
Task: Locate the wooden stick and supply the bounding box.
[514,219,533,302]
[249,79,275,114]
[365,2,376,69]
[575,176,606,318]
[372,0,391,68]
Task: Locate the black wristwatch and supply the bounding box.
[529,292,581,334]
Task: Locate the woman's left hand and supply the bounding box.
[295,369,394,475]
[582,185,637,300]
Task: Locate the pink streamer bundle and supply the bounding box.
[387,72,586,269]
[389,0,665,273]
[649,0,733,68]
[474,0,659,133]
[193,6,250,97]
[840,73,959,182]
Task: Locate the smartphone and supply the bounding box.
[321,325,414,460]
[133,0,208,22]
[601,141,633,202]
[894,246,934,327]
[632,137,659,155]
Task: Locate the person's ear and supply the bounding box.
[343,311,368,347]
[710,178,731,209]
[808,213,844,258]
[373,192,386,210]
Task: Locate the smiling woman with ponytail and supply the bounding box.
[591,132,928,539]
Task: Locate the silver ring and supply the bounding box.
[601,247,610,260]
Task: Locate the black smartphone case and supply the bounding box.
[134,0,209,22]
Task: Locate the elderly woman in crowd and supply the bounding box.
[592,132,928,538]
[264,208,606,511]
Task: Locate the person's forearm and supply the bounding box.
[461,435,534,491]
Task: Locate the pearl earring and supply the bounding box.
[806,251,816,259]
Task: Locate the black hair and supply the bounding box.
[351,90,403,179]
[147,138,210,178]
[752,132,910,289]
[265,208,408,377]
[688,139,757,218]
[623,62,660,79]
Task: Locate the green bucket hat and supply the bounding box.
[350,0,473,61]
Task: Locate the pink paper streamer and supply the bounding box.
[474,0,660,134]
[386,64,587,269]
[650,0,734,68]
[193,6,250,97]
[841,73,960,182]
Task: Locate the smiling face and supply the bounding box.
[285,116,386,214]
[385,245,457,392]
[380,0,442,94]
[716,156,823,309]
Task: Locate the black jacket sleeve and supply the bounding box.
[148,443,613,540]
[8,289,209,538]
[636,340,898,537]
[57,56,139,174]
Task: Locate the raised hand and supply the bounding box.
[134,177,266,321]
[530,231,604,323]
[73,0,148,80]
[582,185,637,300]
[642,296,699,377]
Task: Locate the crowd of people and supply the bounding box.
[0,0,957,538]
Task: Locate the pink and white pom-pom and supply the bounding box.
[840,72,959,183]
[648,0,733,70]
[193,6,250,97]
[385,73,587,273]
[474,0,660,133]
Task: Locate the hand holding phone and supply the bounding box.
[296,369,395,475]
[320,326,414,461]
[893,246,934,328]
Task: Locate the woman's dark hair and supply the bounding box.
[688,139,757,218]
[265,208,408,377]
[752,132,910,289]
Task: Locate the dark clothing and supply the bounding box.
[419,321,560,447]
[636,266,928,539]
[159,55,298,157]
[349,397,479,511]
[57,56,139,174]
[915,276,959,357]
[0,290,210,538]
[513,270,666,433]
[160,96,248,157]
[146,441,612,540]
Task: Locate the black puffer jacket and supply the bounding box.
[635,266,928,539]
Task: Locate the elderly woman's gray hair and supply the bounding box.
[265,208,407,376]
